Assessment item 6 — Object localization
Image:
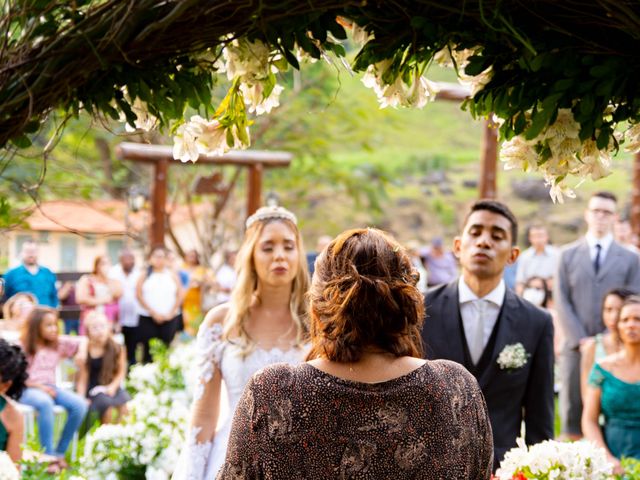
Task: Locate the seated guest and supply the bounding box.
[1,292,37,341]
[0,339,27,463]
[19,307,88,457]
[76,311,129,424]
[583,295,640,474]
[219,228,493,479]
[580,288,635,398]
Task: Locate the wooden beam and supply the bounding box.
[479,118,498,199]
[150,158,168,247]
[247,164,263,216]
[116,142,292,167]
[631,152,640,246]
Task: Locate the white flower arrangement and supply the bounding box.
[497,343,529,371]
[0,452,19,480]
[81,341,194,479]
[495,438,614,479]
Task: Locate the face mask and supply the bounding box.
[522,287,545,306]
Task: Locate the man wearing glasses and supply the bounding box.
[554,191,640,440]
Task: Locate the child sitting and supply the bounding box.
[19,307,87,457]
[76,311,129,424]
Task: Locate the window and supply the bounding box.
[107,239,124,265]
[60,236,78,271]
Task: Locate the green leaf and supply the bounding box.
[327,18,347,40]
[23,120,40,134]
[282,48,300,70]
[10,134,31,149]
[465,55,490,76]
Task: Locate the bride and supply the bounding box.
[172,206,310,479]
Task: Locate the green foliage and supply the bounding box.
[618,457,640,480]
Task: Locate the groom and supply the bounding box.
[421,200,554,468]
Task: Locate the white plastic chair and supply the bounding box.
[17,402,79,460]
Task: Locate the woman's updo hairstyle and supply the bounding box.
[307,228,424,363]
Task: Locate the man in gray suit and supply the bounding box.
[555,191,640,439]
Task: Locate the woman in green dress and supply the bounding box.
[583,295,640,475]
[0,338,28,463]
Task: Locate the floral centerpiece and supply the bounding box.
[494,438,614,479]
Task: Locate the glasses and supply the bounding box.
[589,208,615,217]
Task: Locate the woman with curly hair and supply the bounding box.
[218,228,493,479]
[0,338,28,462]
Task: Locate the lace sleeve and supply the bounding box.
[172,322,225,480]
[193,323,225,402]
[588,363,606,388]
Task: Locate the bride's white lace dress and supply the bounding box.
[172,323,306,479]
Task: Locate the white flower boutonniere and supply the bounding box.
[497,343,529,371]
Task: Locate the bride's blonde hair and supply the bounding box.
[222,212,310,354]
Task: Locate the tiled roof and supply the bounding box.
[25,200,127,234]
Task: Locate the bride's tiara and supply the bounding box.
[245,206,297,229]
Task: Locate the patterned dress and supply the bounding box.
[218,360,493,479]
[172,323,306,479]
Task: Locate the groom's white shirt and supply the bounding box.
[458,277,505,353]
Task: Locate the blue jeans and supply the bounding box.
[20,386,88,455]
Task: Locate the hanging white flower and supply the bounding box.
[124,97,157,132]
[350,22,372,45]
[624,122,640,153]
[223,38,272,82]
[405,72,439,108]
[241,82,284,115]
[172,115,233,162]
[546,177,577,204]
[500,136,538,172]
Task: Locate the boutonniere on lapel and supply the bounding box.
[496,343,529,371]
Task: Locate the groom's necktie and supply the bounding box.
[594,243,602,274]
[470,299,486,365]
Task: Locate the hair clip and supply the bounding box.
[245,205,297,229]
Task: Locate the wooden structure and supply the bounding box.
[116,143,292,247]
[435,82,498,199]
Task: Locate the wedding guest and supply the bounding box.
[75,311,129,424]
[19,307,87,456]
[1,292,37,341]
[214,250,238,305]
[108,249,141,367]
[522,276,564,357]
[0,338,27,462]
[580,288,635,399]
[58,280,80,334]
[173,206,310,480]
[219,228,493,480]
[515,224,558,294]
[306,235,332,276]
[583,295,640,472]
[135,247,183,363]
[423,236,458,286]
[181,249,214,335]
[76,255,122,334]
[555,191,640,439]
[3,241,58,307]
[614,219,640,254]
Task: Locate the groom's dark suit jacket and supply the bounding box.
[421,281,554,468]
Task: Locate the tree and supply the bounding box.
[2,1,640,202]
